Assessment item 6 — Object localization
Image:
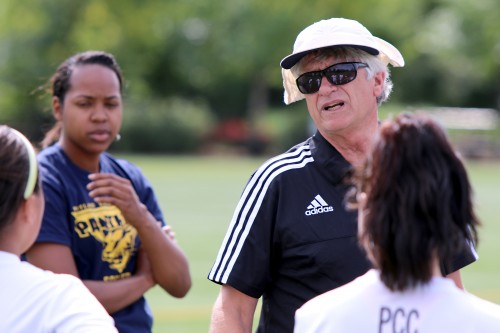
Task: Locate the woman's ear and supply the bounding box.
[18,192,44,228]
[17,197,33,227]
[18,193,44,253]
[52,96,63,121]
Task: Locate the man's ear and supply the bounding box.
[52,96,63,121]
[373,71,386,99]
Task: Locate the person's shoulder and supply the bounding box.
[38,144,65,165]
[40,271,103,306]
[101,152,144,176]
[102,152,139,169]
[37,145,75,186]
[9,262,117,332]
[47,273,118,332]
[424,280,500,330]
[20,260,64,278]
[466,292,500,319]
[299,270,376,315]
[286,136,313,154]
[253,137,314,174]
[15,260,47,280]
[16,261,74,289]
[441,292,500,331]
[295,281,362,333]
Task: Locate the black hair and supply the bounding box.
[353,113,479,291]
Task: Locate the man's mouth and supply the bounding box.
[324,102,344,111]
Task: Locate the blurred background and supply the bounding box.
[1,1,499,332]
[1,0,499,156]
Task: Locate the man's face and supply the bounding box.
[301,55,385,139]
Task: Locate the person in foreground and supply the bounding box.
[25,51,191,333]
[208,18,477,333]
[0,125,118,332]
[294,112,500,332]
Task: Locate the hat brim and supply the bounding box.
[280,44,379,69]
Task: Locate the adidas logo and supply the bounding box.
[304,194,334,216]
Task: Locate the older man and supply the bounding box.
[208,18,477,333]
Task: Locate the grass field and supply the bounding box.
[119,155,500,333]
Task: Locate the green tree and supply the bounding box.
[1,0,499,151]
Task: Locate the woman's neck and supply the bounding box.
[59,140,101,173]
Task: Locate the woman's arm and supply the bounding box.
[26,243,155,314]
[132,217,192,297]
[87,173,192,297]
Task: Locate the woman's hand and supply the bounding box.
[87,173,151,229]
[162,224,177,242]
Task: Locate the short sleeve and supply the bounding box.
[208,171,278,298]
[36,160,73,246]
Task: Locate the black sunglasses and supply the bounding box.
[296,62,369,94]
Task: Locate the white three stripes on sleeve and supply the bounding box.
[208,145,314,283]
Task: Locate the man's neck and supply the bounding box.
[321,119,379,168]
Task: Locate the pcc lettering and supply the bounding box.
[379,306,419,333]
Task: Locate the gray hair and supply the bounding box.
[291,47,393,106]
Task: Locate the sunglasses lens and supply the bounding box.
[325,64,357,85]
[297,75,321,94]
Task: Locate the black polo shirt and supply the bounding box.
[208,131,476,333]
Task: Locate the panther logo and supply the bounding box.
[72,204,137,273]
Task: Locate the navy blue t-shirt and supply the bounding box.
[208,132,477,333]
[36,144,164,333]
